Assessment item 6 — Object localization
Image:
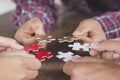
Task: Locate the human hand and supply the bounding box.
[63,57,120,80]
[73,19,106,56]
[91,38,120,60]
[14,18,46,45]
[0,50,41,80]
[0,36,23,52]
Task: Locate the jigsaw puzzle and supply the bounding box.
[58,36,80,43]
[33,35,90,62]
[36,39,90,80]
[58,36,75,43]
[36,35,80,43]
[68,42,90,51]
[25,35,90,80]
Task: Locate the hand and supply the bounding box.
[0,36,23,52]
[0,50,41,80]
[91,38,120,60]
[63,57,120,80]
[73,19,106,56]
[14,18,46,45]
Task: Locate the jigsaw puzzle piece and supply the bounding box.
[24,44,43,52]
[35,51,53,61]
[58,36,80,43]
[56,51,81,62]
[36,36,56,43]
[68,42,90,51]
[68,43,81,50]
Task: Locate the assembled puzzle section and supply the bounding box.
[36,36,56,43]
[24,35,90,62]
[36,40,90,80]
[46,40,90,61]
[35,35,91,62]
[25,35,91,80]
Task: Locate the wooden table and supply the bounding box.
[34,12,90,80]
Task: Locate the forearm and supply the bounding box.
[94,11,120,39]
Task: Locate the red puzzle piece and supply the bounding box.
[24,44,53,61]
[24,44,43,52]
[35,51,53,61]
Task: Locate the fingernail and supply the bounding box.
[113,53,120,59]
[73,31,81,37]
[72,55,81,62]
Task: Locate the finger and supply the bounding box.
[71,76,81,80]
[31,18,46,36]
[91,30,106,42]
[72,57,104,63]
[0,36,23,49]
[38,42,47,48]
[24,70,38,80]
[101,52,120,60]
[89,48,98,56]
[34,27,46,36]
[21,36,36,45]
[63,62,76,75]
[1,50,35,58]
[0,46,7,52]
[78,36,92,43]
[23,58,41,70]
[10,42,23,50]
[91,41,120,53]
[73,28,89,37]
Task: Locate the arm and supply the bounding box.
[94,11,120,39]
[11,0,57,33]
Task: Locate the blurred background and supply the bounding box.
[0,0,16,38]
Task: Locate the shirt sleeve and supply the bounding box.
[11,0,57,33]
[94,11,120,39]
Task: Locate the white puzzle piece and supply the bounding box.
[56,51,80,62]
[56,51,74,62]
[68,42,90,51]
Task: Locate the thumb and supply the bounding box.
[91,41,120,53]
[73,29,89,37]
[31,18,46,36]
[35,27,46,36]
